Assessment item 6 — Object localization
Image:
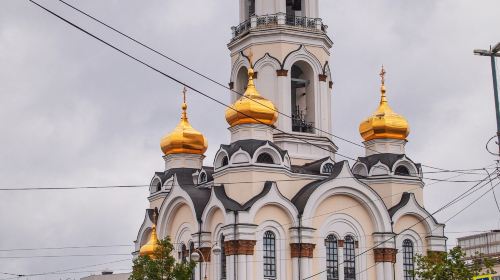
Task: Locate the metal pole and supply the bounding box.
[490,51,500,156]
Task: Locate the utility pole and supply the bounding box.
[474,42,500,156]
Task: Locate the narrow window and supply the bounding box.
[181,243,187,262]
[322,163,335,174]
[325,235,339,280]
[222,156,229,167]
[403,239,415,280]
[344,236,356,280]
[263,231,276,279]
[189,242,195,280]
[220,235,226,280]
[200,172,207,184]
[257,153,275,164]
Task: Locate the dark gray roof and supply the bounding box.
[291,157,331,175]
[220,139,288,159]
[214,181,273,211]
[157,168,211,222]
[291,161,345,214]
[357,153,419,172]
[388,192,439,224]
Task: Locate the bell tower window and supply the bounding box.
[291,63,315,133]
[247,0,255,18]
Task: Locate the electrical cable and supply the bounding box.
[484,167,500,215]
[25,0,497,186]
[301,174,498,279]
[51,0,486,177]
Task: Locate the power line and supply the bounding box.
[51,0,484,177]
[24,0,498,189]
[302,174,499,279]
[0,172,490,191]
[0,244,133,252]
[0,253,131,259]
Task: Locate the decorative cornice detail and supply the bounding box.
[290,243,316,258]
[373,248,397,263]
[277,69,289,77]
[224,240,256,256]
[199,247,212,262]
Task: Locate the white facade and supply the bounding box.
[133,1,447,280]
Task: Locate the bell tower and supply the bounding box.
[229,0,336,165]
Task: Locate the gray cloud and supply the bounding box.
[0,0,499,278]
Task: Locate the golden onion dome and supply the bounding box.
[359,66,410,142]
[225,66,278,127]
[160,88,208,155]
[139,224,160,258]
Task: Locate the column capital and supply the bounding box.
[290,243,316,258]
[277,69,289,77]
[373,248,397,263]
[198,247,212,262]
[224,240,256,256]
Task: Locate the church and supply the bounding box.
[133,0,447,279]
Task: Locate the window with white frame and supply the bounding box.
[263,231,276,279]
[403,239,415,280]
[325,235,339,280]
[344,235,356,280]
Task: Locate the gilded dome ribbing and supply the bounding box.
[359,66,410,142]
[160,89,208,155]
[139,224,160,258]
[225,67,278,127]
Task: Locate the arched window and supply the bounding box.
[322,163,335,174]
[395,165,411,176]
[189,242,195,280]
[344,236,356,280]
[220,235,226,280]
[222,156,229,167]
[403,239,415,280]
[290,62,315,133]
[247,0,255,18]
[199,172,207,184]
[257,153,275,164]
[181,243,187,262]
[325,235,339,280]
[263,231,276,279]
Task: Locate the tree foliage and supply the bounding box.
[414,246,496,280]
[130,237,196,280]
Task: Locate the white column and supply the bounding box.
[246,255,253,280]
[237,255,247,280]
[276,74,291,132]
[228,255,235,280]
[239,0,246,21]
[318,79,329,137]
[383,262,393,280]
[375,263,384,280]
[300,258,312,279]
[291,258,299,280]
[338,246,344,280]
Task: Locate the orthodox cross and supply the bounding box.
[380,65,386,86]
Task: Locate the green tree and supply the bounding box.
[414,246,496,280]
[130,237,196,280]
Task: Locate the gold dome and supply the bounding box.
[359,66,410,142]
[225,66,278,127]
[160,89,208,155]
[139,224,160,258]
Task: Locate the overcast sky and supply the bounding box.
[1,0,500,278]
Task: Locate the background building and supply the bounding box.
[458,230,500,280]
